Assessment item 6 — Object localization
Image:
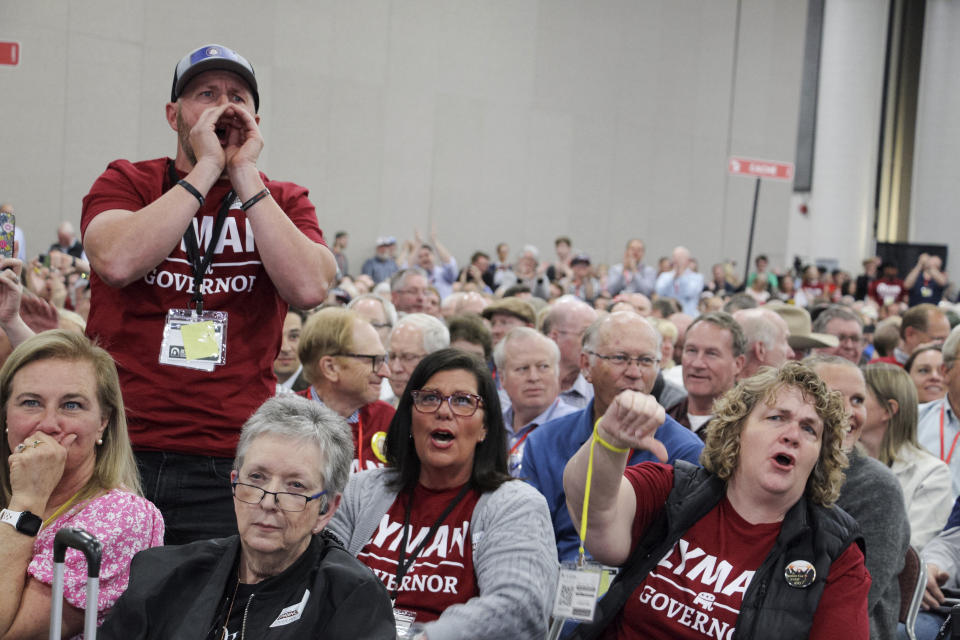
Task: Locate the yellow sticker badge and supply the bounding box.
[371,431,388,463]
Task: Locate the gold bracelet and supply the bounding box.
[593,418,628,453]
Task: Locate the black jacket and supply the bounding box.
[571,461,864,640]
[99,531,395,640]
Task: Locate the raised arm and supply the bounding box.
[221,107,335,308]
[0,259,34,348]
[562,391,667,566]
[83,104,230,288]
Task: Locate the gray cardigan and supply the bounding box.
[328,467,559,640]
[836,448,911,640]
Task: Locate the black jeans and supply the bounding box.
[136,451,238,545]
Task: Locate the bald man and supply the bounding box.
[734,307,795,378]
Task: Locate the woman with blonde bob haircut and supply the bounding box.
[563,361,870,639]
[0,330,164,637]
[861,362,952,549]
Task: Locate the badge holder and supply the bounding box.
[160,309,228,371]
[393,609,419,638]
[550,420,628,631]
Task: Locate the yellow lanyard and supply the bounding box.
[578,419,629,564]
[42,491,82,529]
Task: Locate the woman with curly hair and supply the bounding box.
[562,361,870,640]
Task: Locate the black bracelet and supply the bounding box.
[241,188,271,211]
[177,179,205,207]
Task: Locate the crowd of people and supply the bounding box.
[3,42,960,640]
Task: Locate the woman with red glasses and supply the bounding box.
[329,348,557,640]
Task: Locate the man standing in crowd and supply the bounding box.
[607,238,656,296]
[362,236,398,284]
[905,253,948,306]
[81,44,336,543]
[383,313,449,406]
[868,261,908,307]
[298,308,394,473]
[331,230,349,277]
[919,326,960,497]
[403,230,457,300]
[813,305,864,364]
[733,307,795,378]
[522,311,704,562]
[495,327,576,476]
[666,312,745,439]
[541,296,597,408]
[654,245,704,317]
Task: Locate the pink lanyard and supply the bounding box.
[939,402,960,464]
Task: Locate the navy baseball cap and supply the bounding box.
[171,44,259,111]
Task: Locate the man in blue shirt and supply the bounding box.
[522,311,704,563]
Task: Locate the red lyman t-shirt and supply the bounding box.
[295,392,395,473]
[81,158,326,457]
[358,483,482,623]
[352,401,396,473]
[604,463,869,640]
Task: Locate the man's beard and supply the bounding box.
[176,107,198,166]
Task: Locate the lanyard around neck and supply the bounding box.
[392,484,471,601]
[940,401,960,464]
[166,160,234,315]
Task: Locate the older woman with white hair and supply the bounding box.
[100,395,395,639]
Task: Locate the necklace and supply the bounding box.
[220,569,241,640]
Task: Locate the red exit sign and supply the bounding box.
[0,42,20,66]
[728,156,794,181]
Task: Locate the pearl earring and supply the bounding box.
[96,438,104,445]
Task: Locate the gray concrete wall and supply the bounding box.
[1,0,814,276]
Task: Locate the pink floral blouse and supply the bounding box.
[27,489,164,630]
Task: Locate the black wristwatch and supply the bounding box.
[0,508,42,536]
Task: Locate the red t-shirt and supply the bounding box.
[604,463,869,640]
[296,392,395,472]
[81,158,326,457]
[353,401,395,472]
[358,483,482,623]
[869,277,907,306]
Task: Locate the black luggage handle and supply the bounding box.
[53,527,102,578]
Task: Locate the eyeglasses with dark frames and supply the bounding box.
[231,481,327,512]
[586,350,660,369]
[335,353,388,371]
[411,390,485,417]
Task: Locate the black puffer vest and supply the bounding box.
[570,461,863,640]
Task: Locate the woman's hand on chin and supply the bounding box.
[8,432,74,512]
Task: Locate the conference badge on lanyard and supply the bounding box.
[552,561,607,622]
[159,309,228,371]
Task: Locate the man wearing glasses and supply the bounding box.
[812,305,865,364]
[521,311,704,563]
[297,308,395,473]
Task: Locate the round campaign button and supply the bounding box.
[371,431,388,463]
[784,560,816,588]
